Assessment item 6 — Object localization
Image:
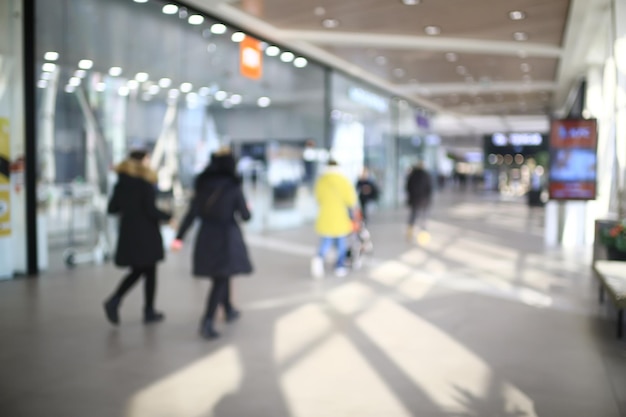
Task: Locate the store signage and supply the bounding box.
[0,118,10,237]
[240,36,262,80]
[492,132,543,147]
[348,87,388,113]
[548,119,597,200]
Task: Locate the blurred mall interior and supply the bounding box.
[0,0,625,415]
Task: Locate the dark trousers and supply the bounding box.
[203,277,233,321]
[112,265,157,311]
[359,197,369,222]
[408,204,430,230]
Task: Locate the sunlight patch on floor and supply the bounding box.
[274,304,333,364]
[369,260,414,285]
[126,346,242,417]
[356,299,538,416]
[280,334,413,417]
[325,281,376,315]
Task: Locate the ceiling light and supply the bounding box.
[65,85,76,93]
[294,57,308,68]
[68,77,81,87]
[231,32,246,42]
[109,67,122,76]
[199,87,211,96]
[456,65,467,75]
[178,7,188,19]
[118,86,130,96]
[210,23,227,34]
[401,0,420,5]
[168,89,180,99]
[520,63,531,72]
[37,80,48,89]
[180,82,193,93]
[135,72,149,82]
[257,97,271,107]
[280,52,295,62]
[158,78,172,88]
[188,15,204,25]
[78,59,93,69]
[42,63,56,72]
[513,32,528,41]
[322,18,339,29]
[41,72,52,80]
[127,80,139,90]
[424,26,441,36]
[509,10,526,20]
[375,56,387,66]
[96,82,106,92]
[266,46,280,56]
[133,0,148,3]
[445,52,458,62]
[148,85,160,95]
[215,90,228,101]
[162,4,178,14]
[314,7,326,16]
[74,69,87,78]
[44,51,59,61]
[230,94,242,105]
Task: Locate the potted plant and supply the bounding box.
[600,220,626,260]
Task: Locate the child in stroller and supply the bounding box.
[345,208,374,270]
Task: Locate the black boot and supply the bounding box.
[144,309,165,324]
[200,318,220,339]
[104,296,121,325]
[225,308,241,323]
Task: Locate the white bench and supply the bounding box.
[593,260,626,338]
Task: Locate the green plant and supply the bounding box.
[601,220,626,251]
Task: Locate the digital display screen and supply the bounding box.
[548,119,597,200]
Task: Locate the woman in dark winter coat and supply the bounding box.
[405,161,433,240]
[172,149,253,340]
[104,150,172,325]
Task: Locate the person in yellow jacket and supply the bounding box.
[311,159,357,278]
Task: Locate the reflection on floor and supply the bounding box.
[1,191,625,417]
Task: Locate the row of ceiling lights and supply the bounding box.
[38,53,273,108]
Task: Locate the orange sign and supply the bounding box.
[240,36,262,80]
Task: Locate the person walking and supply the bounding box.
[171,148,253,340]
[355,167,379,223]
[406,161,433,242]
[311,159,357,278]
[104,149,172,325]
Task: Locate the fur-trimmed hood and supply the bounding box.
[114,159,158,184]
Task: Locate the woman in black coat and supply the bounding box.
[406,162,433,239]
[173,149,253,340]
[104,150,172,325]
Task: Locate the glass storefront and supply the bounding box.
[0,0,27,279]
[0,0,439,275]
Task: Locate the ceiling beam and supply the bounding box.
[280,30,563,58]
[398,81,558,96]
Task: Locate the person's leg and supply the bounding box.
[359,197,368,222]
[104,267,142,325]
[334,236,349,277]
[407,205,418,240]
[221,277,240,322]
[143,265,164,323]
[312,237,333,278]
[201,277,229,338]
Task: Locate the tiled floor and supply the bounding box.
[1,190,625,417]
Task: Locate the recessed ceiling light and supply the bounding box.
[158,78,172,88]
[188,15,204,25]
[230,94,242,105]
[445,52,458,62]
[456,65,467,75]
[180,82,193,93]
[215,90,228,101]
[199,87,211,96]
[211,23,227,34]
[178,7,188,19]
[42,63,57,72]
[231,32,246,42]
[133,0,148,3]
[257,97,271,107]
[424,26,441,36]
[513,32,528,41]
[509,10,526,21]
[127,80,139,90]
[118,86,130,96]
[314,7,326,16]
[65,85,76,94]
[68,77,81,87]
[168,89,180,99]
[162,4,178,14]
[148,85,160,95]
[265,46,280,56]
[401,0,420,5]
[44,51,59,61]
[74,70,87,78]
[294,57,308,68]
[78,59,93,70]
[280,52,295,62]
[135,72,149,82]
[322,18,339,29]
[41,72,52,80]
[520,63,531,72]
[109,67,122,76]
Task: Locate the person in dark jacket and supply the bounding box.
[406,161,433,241]
[355,168,379,223]
[104,150,172,325]
[172,148,253,340]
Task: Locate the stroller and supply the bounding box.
[345,208,374,270]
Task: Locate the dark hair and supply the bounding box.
[327,159,338,166]
[129,150,148,161]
